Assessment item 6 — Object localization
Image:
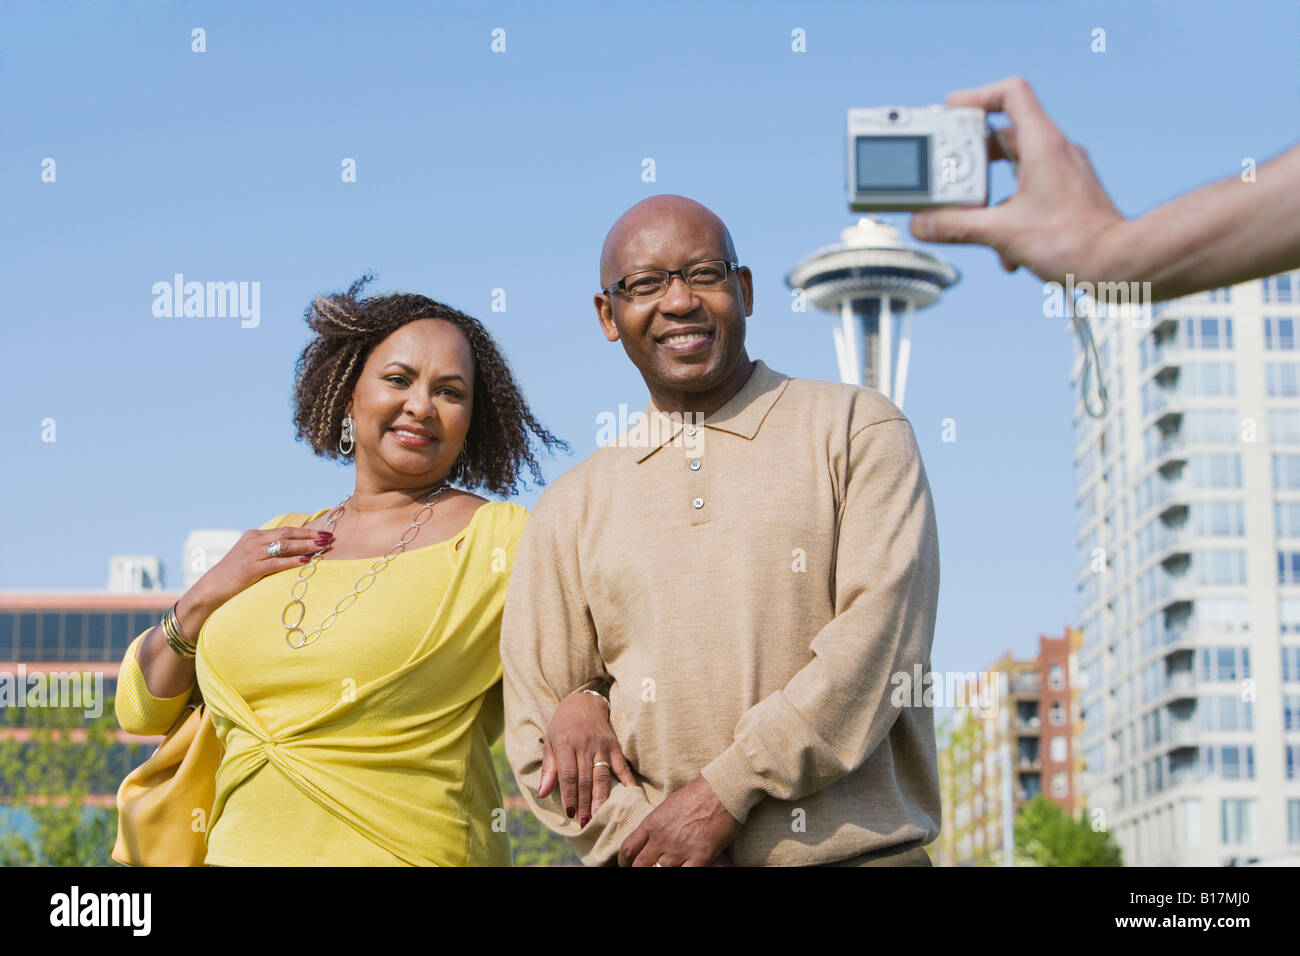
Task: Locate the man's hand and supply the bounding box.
[618,775,741,866]
[909,76,1126,285]
[909,77,1300,303]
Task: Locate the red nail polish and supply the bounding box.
[299,555,310,563]
[580,816,589,827]
[566,806,575,818]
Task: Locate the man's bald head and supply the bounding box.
[592,193,754,414]
[599,195,737,290]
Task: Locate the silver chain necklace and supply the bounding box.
[281,482,449,649]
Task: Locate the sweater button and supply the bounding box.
[692,497,704,509]
[689,459,701,471]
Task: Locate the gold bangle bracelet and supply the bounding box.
[163,626,196,661]
[164,629,195,661]
[162,603,192,646]
[161,604,197,660]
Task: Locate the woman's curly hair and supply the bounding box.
[292,274,568,496]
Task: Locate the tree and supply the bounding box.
[1013,794,1122,866]
[0,692,129,866]
[491,742,581,866]
[934,710,992,865]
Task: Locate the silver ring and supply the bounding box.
[653,862,663,867]
[593,760,610,770]
[266,540,283,557]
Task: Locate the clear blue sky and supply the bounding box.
[2,0,1295,684]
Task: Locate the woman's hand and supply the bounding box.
[136,525,334,699]
[539,690,637,828]
[184,526,335,629]
[180,524,336,644]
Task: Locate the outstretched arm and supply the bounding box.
[910,76,1300,302]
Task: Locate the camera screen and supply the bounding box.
[855,135,928,192]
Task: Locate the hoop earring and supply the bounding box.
[338,416,355,456]
[450,447,468,483]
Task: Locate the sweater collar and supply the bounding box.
[632,359,790,463]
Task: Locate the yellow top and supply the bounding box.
[115,500,530,866]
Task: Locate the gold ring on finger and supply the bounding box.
[593,760,610,769]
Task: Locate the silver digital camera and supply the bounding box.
[846,106,988,212]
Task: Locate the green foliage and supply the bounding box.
[0,693,122,867]
[1013,794,1123,867]
[935,711,998,865]
[491,742,581,867]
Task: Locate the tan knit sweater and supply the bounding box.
[501,360,941,865]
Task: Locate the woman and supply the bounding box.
[115,275,623,865]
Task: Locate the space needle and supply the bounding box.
[786,217,959,409]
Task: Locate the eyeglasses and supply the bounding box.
[602,259,739,299]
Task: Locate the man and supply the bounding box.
[501,194,941,866]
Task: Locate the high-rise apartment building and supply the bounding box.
[1072,270,1300,865]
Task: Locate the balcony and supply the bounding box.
[1154,432,1188,469]
[1161,621,1192,648]
[1162,613,1247,648]
[1169,753,1200,788]
[1016,716,1042,732]
[1142,476,1173,517]
[1166,720,1198,748]
[1142,388,1170,421]
[1159,556,1191,582]
[1149,339,1185,380]
[1156,476,1190,517]
[1017,740,1042,769]
[1158,576,1197,613]
[1017,776,1043,802]
[1165,670,1196,701]
[1009,673,1041,696]
[1154,524,1191,567]
[1152,313,1179,338]
[1141,377,1187,428]
[1155,407,1184,433]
